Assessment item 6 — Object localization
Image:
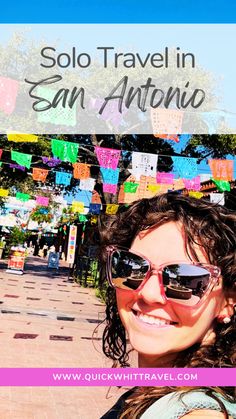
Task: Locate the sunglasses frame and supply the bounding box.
[106,245,221,308]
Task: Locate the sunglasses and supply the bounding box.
[106,246,221,307]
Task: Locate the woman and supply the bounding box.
[98,193,236,419]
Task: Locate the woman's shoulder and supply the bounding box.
[141,390,236,419]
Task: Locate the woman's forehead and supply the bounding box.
[131,221,208,264]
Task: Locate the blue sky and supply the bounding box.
[1,0,236,23]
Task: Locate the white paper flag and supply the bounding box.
[131,152,158,179]
[210,193,225,206]
[79,178,96,191]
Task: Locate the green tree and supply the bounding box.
[182,134,236,159]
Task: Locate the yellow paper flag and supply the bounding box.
[147,184,161,193]
[71,201,84,213]
[0,188,9,197]
[189,191,204,199]
[106,204,119,215]
[7,133,38,143]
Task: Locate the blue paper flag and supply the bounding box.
[100,168,119,184]
[89,203,101,214]
[171,156,198,179]
[55,171,72,186]
[64,187,92,207]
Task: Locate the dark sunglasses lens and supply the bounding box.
[163,264,211,304]
[111,250,149,290]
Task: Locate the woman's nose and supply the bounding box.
[137,272,167,305]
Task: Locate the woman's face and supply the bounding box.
[115,221,225,367]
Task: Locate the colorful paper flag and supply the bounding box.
[131,152,158,179]
[208,159,234,181]
[89,98,127,127]
[37,86,77,126]
[79,178,95,191]
[71,201,84,213]
[55,171,72,186]
[89,203,101,214]
[0,77,19,115]
[16,192,30,202]
[42,156,61,167]
[124,182,139,193]
[9,164,25,172]
[0,189,9,197]
[147,184,161,193]
[103,184,118,194]
[151,108,183,140]
[212,179,231,192]
[11,151,32,169]
[183,176,201,191]
[106,204,119,215]
[36,196,49,206]
[32,168,49,182]
[156,172,174,184]
[52,139,79,163]
[100,168,119,185]
[172,156,198,179]
[210,193,225,206]
[7,133,38,143]
[64,188,92,206]
[91,191,102,204]
[95,146,121,169]
[189,191,204,199]
[73,163,90,179]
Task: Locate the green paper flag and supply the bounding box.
[212,179,231,192]
[124,182,139,193]
[11,150,32,169]
[37,86,77,127]
[51,139,79,163]
[16,192,30,202]
[0,162,2,167]
[79,215,87,222]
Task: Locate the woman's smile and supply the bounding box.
[131,309,178,327]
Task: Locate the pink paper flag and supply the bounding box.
[95,147,121,169]
[183,176,201,191]
[103,183,118,194]
[156,172,174,184]
[0,77,19,115]
[36,196,49,206]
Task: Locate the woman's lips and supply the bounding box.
[131,309,178,326]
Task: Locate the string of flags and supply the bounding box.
[0,138,235,212]
[1,76,235,134]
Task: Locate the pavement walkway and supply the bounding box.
[0,255,133,419]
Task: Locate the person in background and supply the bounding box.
[43,244,48,258]
[99,193,236,419]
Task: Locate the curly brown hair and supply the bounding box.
[98,193,236,418]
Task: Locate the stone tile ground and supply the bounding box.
[0,256,132,418]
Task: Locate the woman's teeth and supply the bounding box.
[137,312,174,326]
